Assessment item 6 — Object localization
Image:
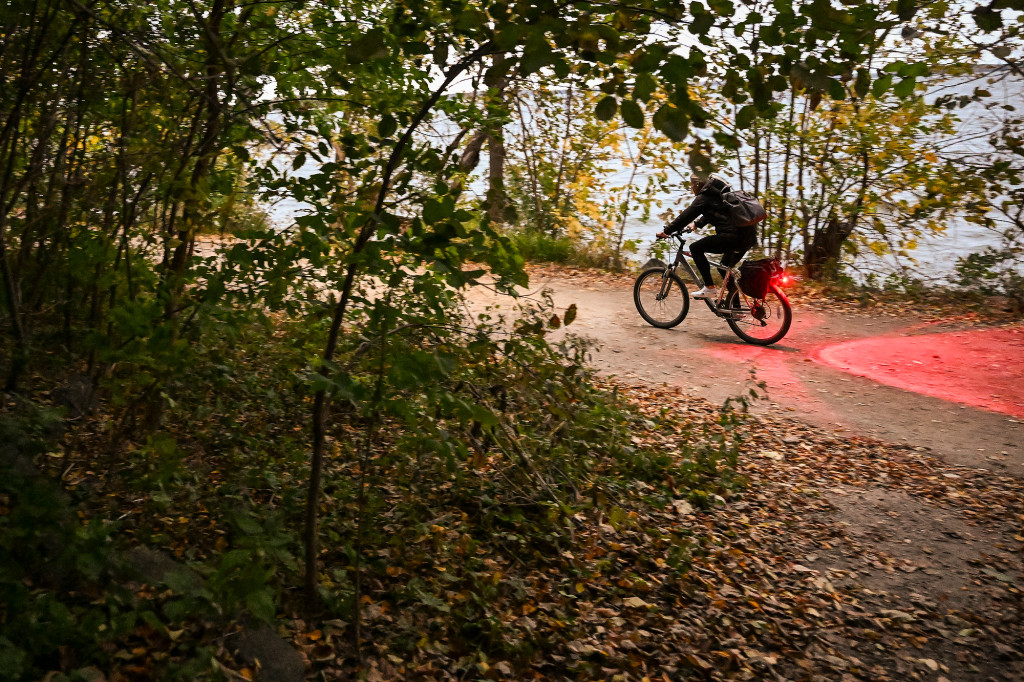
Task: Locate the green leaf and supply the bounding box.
[709,0,735,16]
[423,198,453,224]
[735,105,756,129]
[982,567,1014,584]
[893,77,917,98]
[972,7,1002,31]
[620,99,644,128]
[403,40,430,56]
[432,41,449,64]
[551,55,570,78]
[471,404,499,428]
[633,73,657,102]
[854,68,870,98]
[349,29,388,62]
[378,113,397,138]
[713,132,739,150]
[689,6,715,35]
[0,637,26,679]
[895,0,917,20]
[417,590,450,612]
[871,74,893,97]
[220,549,252,572]
[235,515,263,535]
[991,45,1012,60]
[292,153,306,170]
[828,79,847,100]
[595,95,618,121]
[521,35,554,74]
[163,600,190,623]
[653,104,689,141]
[246,589,276,623]
[564,303,577,326]
[495,24,525,51]
[454,9,488,30]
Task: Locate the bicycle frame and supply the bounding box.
[659,233,744,318]
[635,232,793,344]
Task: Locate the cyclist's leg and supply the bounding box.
[714,237,749,307]
[721,249,747,307]
[690,233,737,287]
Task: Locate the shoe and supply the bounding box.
[692,286,718,300]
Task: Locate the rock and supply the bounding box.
[229,626,306,682]
[120,546,203,593]
[54,373,96,418]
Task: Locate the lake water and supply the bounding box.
[266,70,1022,282]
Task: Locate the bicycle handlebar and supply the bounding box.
[657,231,695,241]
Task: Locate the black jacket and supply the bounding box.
[665,191,757,246]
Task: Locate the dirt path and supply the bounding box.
[466,268,1024,680]
[501,268,1024,474]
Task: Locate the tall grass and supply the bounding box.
[506,228,633,271]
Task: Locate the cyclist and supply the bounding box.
[655,173,758,300]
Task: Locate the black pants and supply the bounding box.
[690,233,751,288]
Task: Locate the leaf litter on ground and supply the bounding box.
[285,381,1023,681]
[24,278,1024,680]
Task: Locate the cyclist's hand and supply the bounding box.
[655,231,669,240]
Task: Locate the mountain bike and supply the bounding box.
[633,233,793,346]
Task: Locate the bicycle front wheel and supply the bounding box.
[633,268,690,328]
[726,284,792,345]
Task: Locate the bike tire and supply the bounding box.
[726,284,792,345]
[633,268,690,329]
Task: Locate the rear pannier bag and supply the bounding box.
[739,258,781,299]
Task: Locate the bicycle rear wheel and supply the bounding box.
[726,284,792,345]
[634,268,690,328]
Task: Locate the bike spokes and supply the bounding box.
[633,268,690,329]
[725,286,792,345]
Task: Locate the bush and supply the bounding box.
[955,247,1024,309]
[506,229,575,263]
[506,228,634,270]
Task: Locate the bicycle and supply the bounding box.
[633,233,793,346]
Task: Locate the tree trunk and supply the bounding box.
[797,95,809,259]
[805,146,871,280]
[804,215,855,280]
[486,131,509,225]
[304,43,496,608]
[778,89,795,260]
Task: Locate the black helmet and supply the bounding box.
[700,173,732,195]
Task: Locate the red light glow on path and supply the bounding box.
[706,339,839,422]
[816,326,1024,419]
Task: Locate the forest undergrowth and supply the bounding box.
[1,291,750,680]
[2,284,1023,681]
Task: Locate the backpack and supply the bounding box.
[701,175,768,227]
[721,190,767,227]
[739,258,781,298]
